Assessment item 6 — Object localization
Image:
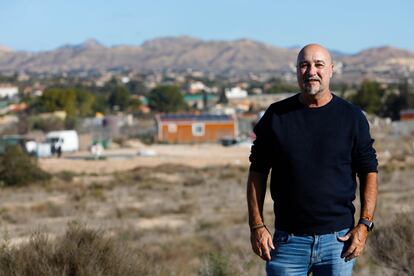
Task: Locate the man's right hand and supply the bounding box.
[250,227,275,261]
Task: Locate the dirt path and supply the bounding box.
[39,144,251,174]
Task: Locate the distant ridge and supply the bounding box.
[0,36,413,82]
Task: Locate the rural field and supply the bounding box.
[0,138,414,275]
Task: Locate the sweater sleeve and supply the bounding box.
[249,108,273,175]
[352,110,378,175]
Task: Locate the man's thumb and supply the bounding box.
[337,234,350,241]
[268,237,275,250]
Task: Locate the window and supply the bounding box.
[192,123,205,136]
[167,123,177,133]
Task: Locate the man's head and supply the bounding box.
[296,44,333,96]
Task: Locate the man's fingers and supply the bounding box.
[260,242,271,261]
[341,244,356,259]
[257,246,263,257]
[251,230,274,260]
[346,249,361,261]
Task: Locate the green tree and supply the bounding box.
[92,94,108,114]
[128,96,142,112]
[127,80,147,95]
[349,80,384,115]
[148,85,187,113]
[266,83,297,94]
[37,88,77,116]
[35,87,96,117]
[76,89,96,116]
[108,86,130,111]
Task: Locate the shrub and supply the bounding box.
[30,116,65,132]
[55,170,76,182]
[369,213,414,275]
[199,252,233,276]
[0,222,151,276]
[0,145,51,186]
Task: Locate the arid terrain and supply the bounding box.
[1,139,414,275]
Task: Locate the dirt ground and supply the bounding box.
[39,143,252,174]
[2,139,413,275]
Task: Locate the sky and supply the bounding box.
[1,0,413,53]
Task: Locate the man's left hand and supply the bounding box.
[337,224,368,261]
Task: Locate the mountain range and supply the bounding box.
[1,36,414,82]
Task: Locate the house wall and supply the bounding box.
[159,121,236,143]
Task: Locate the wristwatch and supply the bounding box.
[358,218,374,232]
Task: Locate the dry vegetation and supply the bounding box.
[0,141,413,275]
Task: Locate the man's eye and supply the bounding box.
[316,63,325,68]
[300,64,308,69]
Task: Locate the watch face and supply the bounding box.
[359,219,374,231]
[369,222,374,231]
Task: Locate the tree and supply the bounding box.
[37,88,77,116]
[349,80,384,115]
[34,87,96,117]
[147,86,187,113]
[76,89,96,117]
[126,80,147,95]
[108,86,130,111]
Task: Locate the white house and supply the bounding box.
[225,87,248,99]
[0,85,19,99]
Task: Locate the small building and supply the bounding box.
[155,114,238,144]
[225,87,248,99]
[400,109,414,121]
[0,84,19,99]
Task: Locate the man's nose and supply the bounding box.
[307,65,317,76]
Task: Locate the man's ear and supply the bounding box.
[330,64,334,78]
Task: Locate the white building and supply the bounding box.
[0,85,19,99]
[225,87,248,99]
[188,81,207,94]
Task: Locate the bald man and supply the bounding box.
[247,44,378,276]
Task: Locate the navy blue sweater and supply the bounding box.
[250,94,378,234]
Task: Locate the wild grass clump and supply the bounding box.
[55,170,76,182]
[369,213,414,275]
[199,252,231,276]
[0,222,151,276]
[0,145,51,186]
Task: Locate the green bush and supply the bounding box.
[31,116,65,132]
[0,145,51,186]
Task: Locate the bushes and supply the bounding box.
[0,222,149,276]
[369,213,414,275]
[0,145,51,186]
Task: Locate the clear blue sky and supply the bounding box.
[1,0,413,53]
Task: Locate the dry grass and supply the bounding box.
[0,222,152,276]
[0,152,413,275]
[369,214,414,275]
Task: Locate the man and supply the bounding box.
[247,44,378,276]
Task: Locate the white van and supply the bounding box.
[45,130,79,152]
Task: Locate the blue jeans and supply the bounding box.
[266,228,355,276]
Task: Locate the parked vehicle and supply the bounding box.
[44,130,79,153]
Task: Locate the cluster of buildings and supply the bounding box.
[2,66,414,146]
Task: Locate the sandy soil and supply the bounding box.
[39,144,252,174]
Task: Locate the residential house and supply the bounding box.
[155,114,237,143]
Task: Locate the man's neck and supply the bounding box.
[299,91,333,108]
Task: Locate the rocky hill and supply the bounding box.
[1,36,413,82]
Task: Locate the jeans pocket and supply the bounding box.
[273,230,290,244]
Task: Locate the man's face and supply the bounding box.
[296,45,333,96]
